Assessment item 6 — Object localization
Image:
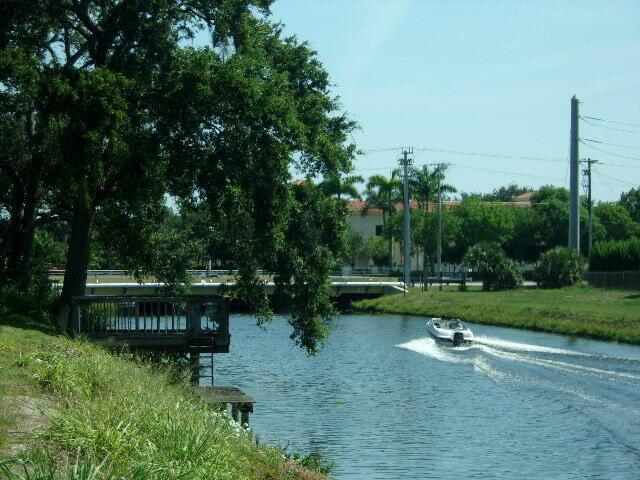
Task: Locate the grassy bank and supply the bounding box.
[353,285,640,344]
[0,311,326,479]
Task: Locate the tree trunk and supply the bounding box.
[1,113,44,292]
[1,164,41,292]
[13,166,41,292]
[1,182,26,283]
[57,191,95,331]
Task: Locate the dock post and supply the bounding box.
[190,352,200,386]
[231,404,240,423]
[240,404,251,426]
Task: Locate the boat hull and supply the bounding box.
[426,318,473,346]
[427,331,472,346]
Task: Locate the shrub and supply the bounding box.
[463,242,523,291]
[361,236,389,267]
[536,247,587,288]
[590,238,640,272]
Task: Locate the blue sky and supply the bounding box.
[269,0,640,201]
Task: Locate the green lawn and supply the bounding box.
[353,285,640,344]
[0,311,326,480]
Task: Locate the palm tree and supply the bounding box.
[410,165,456,272]
[364,174,402,266]
[319,174,364,200]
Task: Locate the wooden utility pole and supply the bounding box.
[582,158,598,257]
[569,95,580,252]
[399,148,413,291]
[436,163,448,283]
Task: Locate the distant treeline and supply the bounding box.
[344,176,640,270]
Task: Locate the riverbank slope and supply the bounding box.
[353,286,640,344]
[0,311,326,479]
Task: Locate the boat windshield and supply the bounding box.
[447,321,464,330]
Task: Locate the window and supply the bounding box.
[375,225,384,236]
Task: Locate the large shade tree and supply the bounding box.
[1,1,356,353]
[449,196,516,261]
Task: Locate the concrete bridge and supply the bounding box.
[82,280,406,299]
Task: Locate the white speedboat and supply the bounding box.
[426,318,474,346]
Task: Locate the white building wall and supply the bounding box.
[347,212,383,237]
[346,211,423,269]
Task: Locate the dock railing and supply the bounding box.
[70,295,230,352]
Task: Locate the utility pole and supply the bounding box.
[569,95,580,252]
[581,158,598,257]
[399,148,413,291]
[436,163,448,283]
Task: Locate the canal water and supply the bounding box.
[212,314,640,479]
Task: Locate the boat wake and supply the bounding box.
[473,336,592,356]
[397,337,464,364]
[397,336,640,383]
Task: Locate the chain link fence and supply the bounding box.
[585,271,640,290]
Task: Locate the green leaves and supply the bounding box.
[463,242,523,291]
[594,202,640,242]
[536,247,587,289]
[2,1,355,350]
[620,187,640,224]
[590,239,640,272]
[272,182,346,353]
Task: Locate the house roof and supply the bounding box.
[347,200,382,214]
[513,191,536,201]
[347,200,456,215]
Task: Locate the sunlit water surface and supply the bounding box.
[210,314,640,480]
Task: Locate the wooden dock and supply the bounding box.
[193,386,255,425]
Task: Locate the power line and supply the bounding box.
[351,165,397,172]
[355,145,637,188]
[597,161,640,169]
[581,115,640,128]
[414,146,564,163]
[595,174,617,202]
[581,138,640,151]
[593,167,638,188]
[580,140,640,161]
[360,147,402,153]
[450,163,565,181]
[360,145,565,162]
[353,159,566,182]
[586,83,640,100]
[579,116,640,134]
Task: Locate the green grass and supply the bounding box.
[353,285,640,344]
[0,312,326,480]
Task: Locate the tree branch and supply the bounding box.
[63,26,71,61]
[65,44,89,68]
[71,0,102,37]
